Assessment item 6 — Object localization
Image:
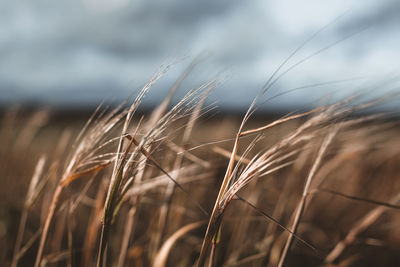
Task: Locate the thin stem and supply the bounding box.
[11,205,29,267]
[277,129,337,267]
[34,185,63,267]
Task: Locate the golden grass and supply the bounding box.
[1,71,400,267]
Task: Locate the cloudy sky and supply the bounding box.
[1,0,400,112]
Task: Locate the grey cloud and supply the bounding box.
[1,0,400,111]
[339,1,400,34]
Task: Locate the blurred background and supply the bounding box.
[1,0,400,113]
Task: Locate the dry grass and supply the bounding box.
[1,70,400,267]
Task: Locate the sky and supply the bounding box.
[1,0,400,112]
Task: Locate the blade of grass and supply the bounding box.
[277,127,338,267]
[153,221,206,267]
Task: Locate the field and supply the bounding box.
[1,86,400,267]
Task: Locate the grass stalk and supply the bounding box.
[277,128,338,267]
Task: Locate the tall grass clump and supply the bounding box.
[1,60,400,267]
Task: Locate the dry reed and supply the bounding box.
[1,64,400,267]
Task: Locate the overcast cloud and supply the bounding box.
[1,0,400,111]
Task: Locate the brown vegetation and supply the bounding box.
[1,69,400,267]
